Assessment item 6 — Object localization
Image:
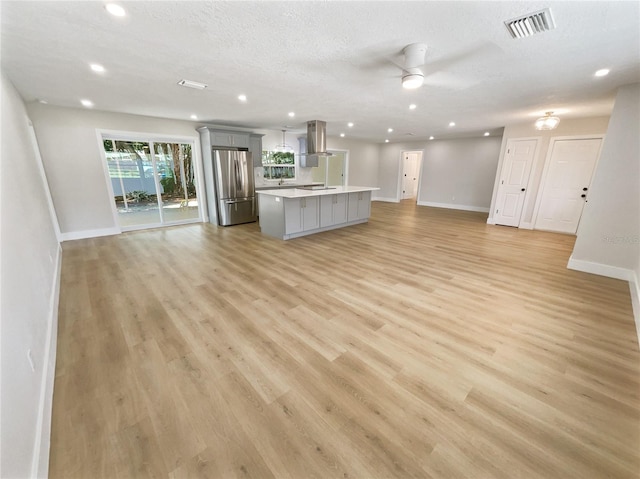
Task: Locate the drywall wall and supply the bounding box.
[377,136,502,210]
[1,73,61,478]
[487,116,610,226]
[569,84,640,339]
[27,103,205,237]
[419,137,502,211]
[326,136,379,187]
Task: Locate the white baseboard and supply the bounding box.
[417,201,490,213]
[60,226,120,241]
[568,256,639,345]
[32,243,62,478]
[567,256,634,281]
[519,222,534,230]
[486,217,496,225]
[630,271,640,348]
[372,197,400,203]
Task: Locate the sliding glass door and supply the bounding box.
[103,137,200,230]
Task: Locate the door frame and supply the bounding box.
[326,149,349,186]
[96,129,205,232]
[531,134,605,232]
[397,150,424,202]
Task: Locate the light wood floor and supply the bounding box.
[50,201,640,478]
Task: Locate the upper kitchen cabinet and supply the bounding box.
[250,134,264,167]
[210,131,250,148]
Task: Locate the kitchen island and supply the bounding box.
[257,186,379,240]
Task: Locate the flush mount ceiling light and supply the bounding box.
[484,132,490,136]
[238,94,247,102]
[595,68,610,77]
[80,99,93,108]
[177,79,207,90]
[340,133,345,138]
[409,104,417,110]
[190,114,198,120]
[348,122,354,127]
[105,3,126,17]
[385,139,389,143]
[387,128,393,133]
[288,111,295,117]
[449,121,456,127]
[535,111,560,130]
[429,136,434,140]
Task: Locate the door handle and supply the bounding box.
[521,188,526,192]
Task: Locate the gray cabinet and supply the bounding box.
[320,194,348,227]
[347,191,371,221]
[284,197,319,234]
[249,134,264,167]
[210,130,250,148]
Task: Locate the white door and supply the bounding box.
[494,139,537,227]
[534,138,602,234]
[402,151,421,199]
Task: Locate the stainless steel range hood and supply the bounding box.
[300,120,332,167]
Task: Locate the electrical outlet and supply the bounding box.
[27,349,35,372]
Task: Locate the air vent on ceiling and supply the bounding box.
[505,8,556,39]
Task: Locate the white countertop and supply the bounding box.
[257,185,379,198]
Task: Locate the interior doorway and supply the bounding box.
[401,151,422,200]
[312,150,348,186]
[533,136,603,234]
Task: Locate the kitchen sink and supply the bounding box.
[297,186,336,190]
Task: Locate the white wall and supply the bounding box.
[419,137,502,211]
[567,84,640,339]
[377,136,502,210]
[27,103,207,238]
[487,116,610,226]
[326,136,379,187]
[1,73,61,478]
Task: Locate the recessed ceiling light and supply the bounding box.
[238,94,247,102]
[190,114,198,120]
[347,122,354,127]
[594,68,610,77]
[385,139,389,143]
[387,128,393,133]
[449,122,456,127]
[429,136,434,140]
[105,3,126,17]
[409,104,417,110]
[37,99,48,104]
[484,132,490,136]
[80,99,93,108]
[90,63,105,73]
[288,112,295,117]
[340,133,345,138]
[177,79,207,90]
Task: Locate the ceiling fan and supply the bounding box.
[401,43,428,89]
[387,41,499,91]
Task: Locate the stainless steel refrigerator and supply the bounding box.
[212,148,257,226]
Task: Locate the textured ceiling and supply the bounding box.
[1,1,639,142]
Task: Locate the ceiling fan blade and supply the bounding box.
[421,41,502,77]
[422,71,478,90]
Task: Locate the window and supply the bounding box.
[262,151,295,180]
[102,135,200,230]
